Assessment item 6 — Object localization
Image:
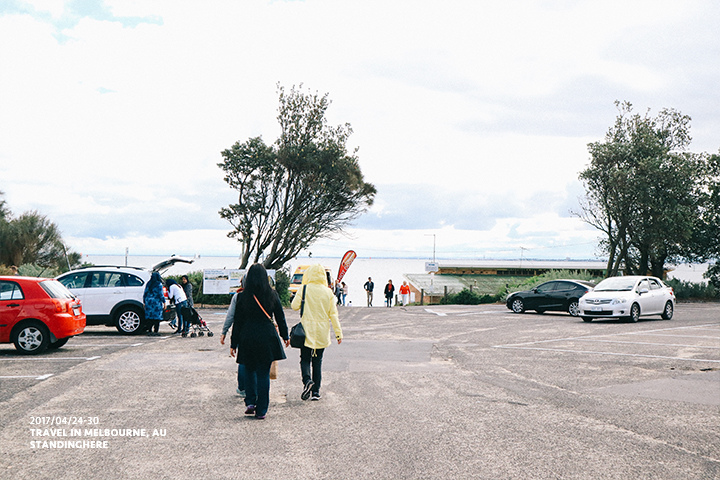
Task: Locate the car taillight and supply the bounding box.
[52,299,69,313]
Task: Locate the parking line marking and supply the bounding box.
[576,339,720,349]
[494,345,720,363]
[0,374,54,380]
[0,356,102,361]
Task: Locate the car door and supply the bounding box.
[57,271,89,305]
[531,282,558,311]
[83,271,126,317]
[635,279,654,314]
[647,278,666,313]
[550,281,577,311]
[0,280,24,339]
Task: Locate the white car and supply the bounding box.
[56,257,193,334]
[579,276,675,323]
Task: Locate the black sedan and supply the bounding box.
[506,280,595,317]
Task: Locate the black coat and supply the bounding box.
[230,290,288,368]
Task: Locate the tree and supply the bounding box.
[219,84,376,270]
[576,101,712,278]
[0,192,79,274]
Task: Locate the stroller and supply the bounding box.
[180,306,214,338]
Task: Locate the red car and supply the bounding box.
[0,276,86,354]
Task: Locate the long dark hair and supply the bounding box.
[243,263,274,309]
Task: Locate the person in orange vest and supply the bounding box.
[399,281,411,306]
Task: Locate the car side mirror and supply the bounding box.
[638,288,649,295]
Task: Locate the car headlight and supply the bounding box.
[611,298,627,305]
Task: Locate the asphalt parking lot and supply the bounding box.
[1,302,719,479]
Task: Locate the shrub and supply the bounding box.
[440,288,501,305]
[665,278,719,301]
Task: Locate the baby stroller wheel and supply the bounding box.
[198,332,204,337]
[208,332,214,337]
[181,332,187,338]
[190,332,197,338]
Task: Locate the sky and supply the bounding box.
[1,0,718,262]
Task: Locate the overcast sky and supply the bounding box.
[1,0,718,261]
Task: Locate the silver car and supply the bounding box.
[579,276,675,323]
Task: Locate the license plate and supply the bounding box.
[591,306,602,311]
[72,306,81,316]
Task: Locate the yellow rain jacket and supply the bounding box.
[290,264,342,349]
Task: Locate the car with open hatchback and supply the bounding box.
[56,257,193,334]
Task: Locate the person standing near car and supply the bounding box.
[181,275,194,308]
[166,279,188,335]
[143,272,164,335]
[230,264,289,419]
[291,264,343,401]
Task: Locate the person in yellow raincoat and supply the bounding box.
[290,264,343,401]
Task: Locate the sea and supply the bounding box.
[82,254,710,308]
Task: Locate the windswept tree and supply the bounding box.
[219,85,376,269]
[576,101,712,278]
[0,192,80,274]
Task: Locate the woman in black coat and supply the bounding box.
[230,264,289,419]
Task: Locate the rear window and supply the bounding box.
[0,281,24,300]
[40,280,75,299]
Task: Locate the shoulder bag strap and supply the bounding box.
[254,295,272,320]
[300,285,307,318]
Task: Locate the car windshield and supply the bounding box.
[40,280,76,299]
[594,277,637,292]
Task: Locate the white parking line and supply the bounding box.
[0,374,54,380]
[494,345,720,363]
[494,322,720,363]
[1,356,102,361]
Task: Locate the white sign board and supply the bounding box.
[425,262,439,273]
[202,269,275,294]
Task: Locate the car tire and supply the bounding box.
[116,306,143,335]
[567,300,580,317]
[48,337,70,349]
[627,303,640,323]
[510,298,525,313]
[13,322,50,355]
[582,317,592,323]
[661,301,674,320]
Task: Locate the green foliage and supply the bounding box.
[0,192,80,274]
[218,84,376,270]
[576,101,714,278]
[500,270,599,298]
[706,262,720,289]
[665,278,719,300]
[440,288,500,305]
[275,267,291,306]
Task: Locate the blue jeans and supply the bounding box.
[244,362,271,416]
[175,301,188,333]
[237,363,245,391]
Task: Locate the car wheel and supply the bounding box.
[510,298,525,313]
[567,300,580,317]
[582,317,592,323]
[661,301,674,320]
[627,303,640,323]
[48,337,70,349]
[13,322,50,355]
[116,307,143,334]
